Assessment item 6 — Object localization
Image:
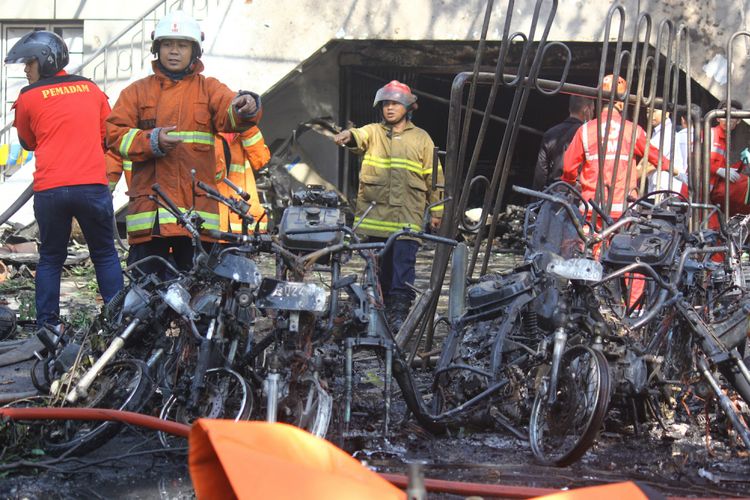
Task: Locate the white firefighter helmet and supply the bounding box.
[151,11,204,53]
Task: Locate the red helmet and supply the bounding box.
[602,74,627,95]
[373,80,418,109]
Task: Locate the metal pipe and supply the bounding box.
[395,288,434,349]
[697,356,750,449]
[447,243,467,324]
[67,317,142,404]
[345,339,353,426]
[384,346,392,434]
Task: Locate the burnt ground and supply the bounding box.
[1,245,749,499]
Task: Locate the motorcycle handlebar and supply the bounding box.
[221,177,251,201]
[151,184,181,217]
[196,180,222,199]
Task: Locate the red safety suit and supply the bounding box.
[708,125,750,216]
[562,109,670,218]
[215,127,271,233]
[105,60,261,244]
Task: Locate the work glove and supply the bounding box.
[232,92,258,119]
[716,167,741,183]
[741,147,750,166]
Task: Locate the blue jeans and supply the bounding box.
[33,184,124,327]
[371,237,419,301]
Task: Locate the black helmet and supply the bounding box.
[4,30,69,78]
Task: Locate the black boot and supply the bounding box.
[386,294,413,334]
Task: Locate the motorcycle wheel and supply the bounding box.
[158,368,253,448]
[277,377,333,438]
[42,359,152,456]
[529,345,610,466]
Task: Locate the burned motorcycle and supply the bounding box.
[250,185,346,437]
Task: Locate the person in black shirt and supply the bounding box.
[533,95,594,191]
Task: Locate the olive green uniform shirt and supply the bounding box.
[349,121,444,238]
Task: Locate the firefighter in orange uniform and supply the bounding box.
[562,74,671,220]
[106,11,261,274]
[214,126,271,233]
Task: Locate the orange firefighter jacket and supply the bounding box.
[562,109,669,218]
[105,60,261,244]
[214,127,271,233]
[106,149,131,191]
[708,125,750,215]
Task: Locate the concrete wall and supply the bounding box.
[3,0,747,100]
[204,0,750,102]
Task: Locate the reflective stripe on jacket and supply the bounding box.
[348,122,444,238]
[562,109,669,217]
[106,149,131,191]
[105,60,261,244]
[215,127,271,233]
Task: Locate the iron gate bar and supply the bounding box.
[725,30,750,223]
[474,0,560,278]
[424,0,561,351]
[424,0,713,350]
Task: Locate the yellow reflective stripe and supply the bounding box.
[229,163,246,174]
[354,217,421,232]
[119,129,139,159]
[363,154,425,175]
[125,210,156,232]
[356,221,422,233]
[157,208,178,224]
[430,205,444,212]
[108,181,118,190]
[199,213,220,230]
[215,171,223,181]
[123,160,132,172]
[167,131,214,145]
[228,104,237,129]
[368,154,424,171]
[230,221,267,232]
[242,131,263,148]
[156,208,220,230]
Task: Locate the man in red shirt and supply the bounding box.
[5,31,123,329]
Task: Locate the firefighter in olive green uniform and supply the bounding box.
[333,80,444,330]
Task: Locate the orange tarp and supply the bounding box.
[535,481,666,500]
[189,420,406,500]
